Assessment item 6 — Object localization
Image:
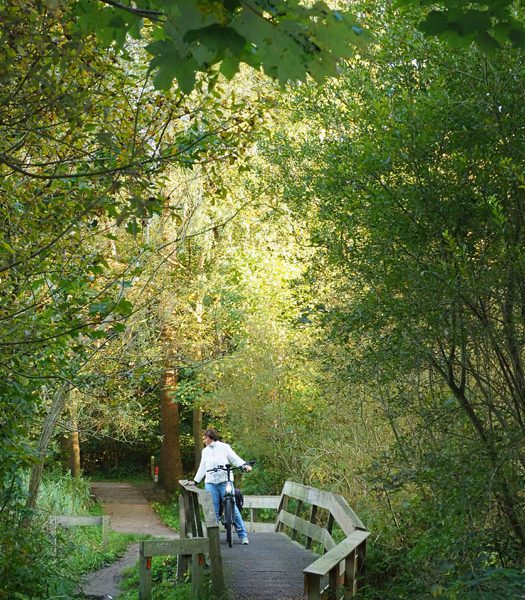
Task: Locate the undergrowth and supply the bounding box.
[0,471,143,600]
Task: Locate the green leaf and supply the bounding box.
[420,11,453,36]
[87,329,106,340]
[220,54,241,79]
[113,298,133,316]
[508,26,525,47]
[89,301,111,315]
[185,24,247,64]
[126,219,140,235]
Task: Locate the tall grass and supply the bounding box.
[0,470,142,600]
[36,470,93,516]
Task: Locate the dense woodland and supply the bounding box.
[1,0,525,598]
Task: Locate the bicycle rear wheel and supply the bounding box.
[224,497,233,547]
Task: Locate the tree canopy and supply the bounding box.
[2,0,525,597]
[65,0,369,91]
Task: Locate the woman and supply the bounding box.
[190,428,252,545]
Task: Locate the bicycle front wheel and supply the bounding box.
[224,497,233,547]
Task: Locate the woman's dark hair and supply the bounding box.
[204,428,220,441]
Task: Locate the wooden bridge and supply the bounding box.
[138,480,369,600]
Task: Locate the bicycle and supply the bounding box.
[207,460,255,547]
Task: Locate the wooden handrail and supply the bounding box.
[139,481,226,600]
[50,515,110,550]
[174,479,368,599]
[178,480,225,595]
[279,481,366,534]
[242,494,280,532]
[139,537,209,600]
[304,531,369,600]
[277,509,336,551]
[276,481,369,598]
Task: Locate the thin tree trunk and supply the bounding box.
[159,368,183,493]
[193,407,202,470]
[434,354,525,550]
[26,386,70,511]
[70,431,81,478]
[68,391,81,478]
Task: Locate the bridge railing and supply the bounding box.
[177,480,225,594]
[50,515,110,551]
[137,480,225,600]
[275,481,369,599]
[173,479,368,600]
[242,494,280,532]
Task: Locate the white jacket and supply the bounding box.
[194,441,246,484]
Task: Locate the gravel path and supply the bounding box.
[80,481,178,599]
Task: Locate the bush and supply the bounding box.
[0,470,140,599]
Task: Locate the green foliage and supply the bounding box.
[3,0,525,597]
[71,0,369,92]
[0,471,140,600]
[397,0,525,50]
[34,470,94,516]
[0,517,56,600]
[245,0,525,594]
[153,500,180,532]
[434,568,525,599]
[0,0,270,525]
[118,556,195,599]
[46,527,142,599]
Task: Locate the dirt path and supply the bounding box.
[80,481,178,600]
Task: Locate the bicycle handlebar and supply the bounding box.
[206,460,255,473]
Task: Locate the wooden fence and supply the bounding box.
[242,494,280,532]
[138,480,224,600]
[138,480,369,600]
[50,515,110,550]
[275,481,369,599]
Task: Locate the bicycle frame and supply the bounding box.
[207,461,254,547]
[222,465,236,547]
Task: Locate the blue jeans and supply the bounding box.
[205,481,248,540]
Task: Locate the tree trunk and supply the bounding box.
[436,354,525,551]
[159,368,183,493]
[26,386,70,511]
[68,391,81,478]
[69,430,81,478]
[193,407,202,470]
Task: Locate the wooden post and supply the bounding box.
[139,542,152,600]
[325,513,335,554]
[276,494,289,533]
[191,552,206,597]
[344,548,357,599]
[326,513,334,535]
[192,493,204,537]
[101,515,110,551]
[291,500,303,541]
[305,505,318,550]
[207,525,225,595]
[304,572,321,600]
[357,539,367,593]
[177,493,189,581]
[179,492,188,538]
[328,566,338,600]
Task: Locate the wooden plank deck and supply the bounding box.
[221,532,320,600]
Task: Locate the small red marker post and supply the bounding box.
[154,466,159,483]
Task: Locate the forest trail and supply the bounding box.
[80,481,177,599]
